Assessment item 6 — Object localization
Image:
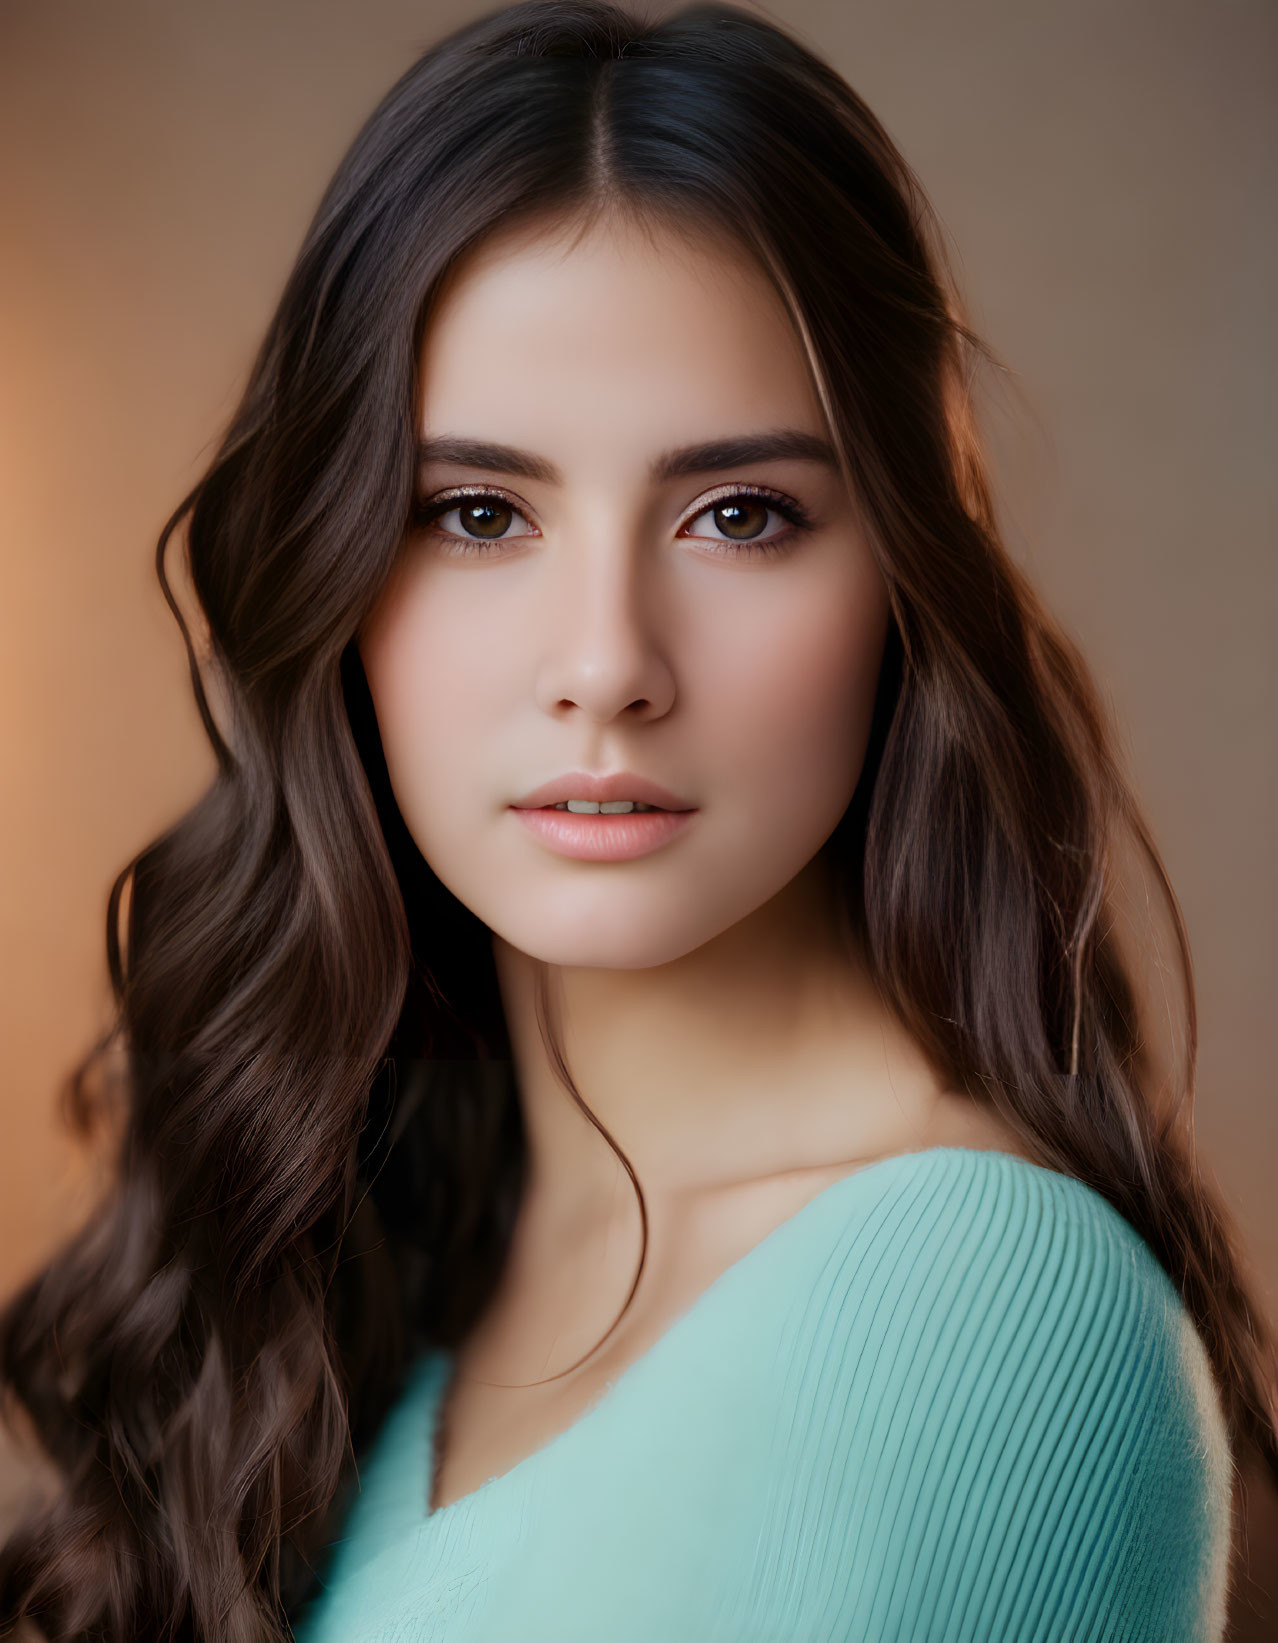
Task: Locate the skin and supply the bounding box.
[359,208,1021,1503]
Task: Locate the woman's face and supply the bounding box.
[360,210,891,970]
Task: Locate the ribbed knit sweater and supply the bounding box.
[294,1146,1234,1641]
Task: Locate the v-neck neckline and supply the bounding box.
[415,1144,1041,1521]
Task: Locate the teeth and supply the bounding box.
[552,799,660,814]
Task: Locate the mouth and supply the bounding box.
[511,770,695,813]
[534,799,665,814]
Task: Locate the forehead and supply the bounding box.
[416,211,826,467]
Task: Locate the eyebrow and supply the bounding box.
[415,428,840,486]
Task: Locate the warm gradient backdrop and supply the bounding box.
[2,0,1274,1418]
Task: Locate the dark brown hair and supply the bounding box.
[3,2,1274,1637]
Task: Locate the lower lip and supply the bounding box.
[509,806,697,861]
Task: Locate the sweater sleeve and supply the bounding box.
[772,1151,1236,1643]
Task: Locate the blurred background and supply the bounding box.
[1,0,1274,1565]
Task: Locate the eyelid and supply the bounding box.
[676,480,813,533]
[415,482,540,532]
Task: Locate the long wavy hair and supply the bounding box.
[2,2,1274,1637]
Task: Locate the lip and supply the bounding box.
[510,770,696,812]
[511,805,697,862]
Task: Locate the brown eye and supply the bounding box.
[413,489,537,548]
[680,486,811,557]
[710,498,771,540]
[453,499,516,539]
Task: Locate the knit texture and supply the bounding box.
[294,1146,1234,1642]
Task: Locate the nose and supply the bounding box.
[533,531,677,725]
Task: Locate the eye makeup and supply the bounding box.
[410,481,817,560]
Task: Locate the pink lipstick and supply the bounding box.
[510,804,696,861]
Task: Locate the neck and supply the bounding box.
[491,851,949,1227]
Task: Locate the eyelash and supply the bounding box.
[410,483,814,560]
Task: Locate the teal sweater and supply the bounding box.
[295,1147,1234,1641]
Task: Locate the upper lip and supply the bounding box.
[511,771,696,811]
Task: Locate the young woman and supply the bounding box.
[2,2,1274,1639]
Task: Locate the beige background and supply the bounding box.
[1,0,1274,1335]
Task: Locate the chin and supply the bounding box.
[488,892,732,972]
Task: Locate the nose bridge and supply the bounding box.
[537,502,672,721]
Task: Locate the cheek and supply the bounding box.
[359,576,512,839]
[699,568,889,813]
